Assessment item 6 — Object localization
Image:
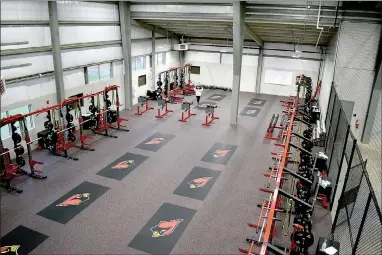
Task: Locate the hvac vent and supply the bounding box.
[0,76,6,95]
[174,43,189,51]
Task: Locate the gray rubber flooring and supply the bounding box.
[0,90,331,254]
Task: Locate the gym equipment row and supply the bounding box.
[146,63,195,103]
[0,85,128,193]
[134,96,219,126]
[239,75,333,255]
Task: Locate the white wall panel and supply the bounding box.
[1,53,53,78]
[57,1,119,21]
[63,69,86,90]
[132,41,151,56]
[186,51,220,63]
[132,25,152,39]
[61,46,122,68]
[1,27,51,50]
[0,1,49,21]
[320,32,338,124]
[189,45,259,55]
[59,26,121,44]
[131,4,232,14]
[156,39,172,52]
[1,76,56,108]
[260,57,320,96]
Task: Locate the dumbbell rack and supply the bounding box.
[240,86,315,255]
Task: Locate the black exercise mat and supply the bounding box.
[206,94,226,101]
[0,225,48,255]
[194,101,217,110]
[135,132,175,152]
[128,203,196,254]
[247,98,266,107]
[173,167,221,201]
[96,152,149,180]
[201,142,238,165]
[37,181,109,224]
[240,107,261,117]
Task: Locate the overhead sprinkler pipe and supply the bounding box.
[315,0,324,48]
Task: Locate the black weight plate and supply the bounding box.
[65,113,74,122]
[67,132,76,142]
[44,121,54,130]
[67,123,75,132]
[16,156,26,167]
[14,146,25,156]
[106,100,112,108]
[12,133,22,144]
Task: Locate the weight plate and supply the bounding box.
[14,145,25,156]
[16,156,26,167]
[67,132,76,142]
[65,113,74,122]
[12,133,22,144]
[44,121,54,130]
[106,100,112,108]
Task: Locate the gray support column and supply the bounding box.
[48,1,65,103]
[151,30,156,90]
[255,47,263,94]
[179,51,185,66]
[230,2,245,125]
[119,1,133,108]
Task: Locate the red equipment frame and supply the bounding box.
[202,111,219,126]
[179,104,196,122]
[136,99,154,115]
[104,85,129,131]
[155,101,173,119]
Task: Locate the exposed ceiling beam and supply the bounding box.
[134,20,181,40]
[244,23,263,46]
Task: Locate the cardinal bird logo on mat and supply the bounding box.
[112,160,135,169]
[246,109,258,115]
[145,138,165,145]
[211,96,221,99]
[150,219,183,238]
[1,245,20,255]
[187,177,212,188]
[252,100,262,105]
[56,193,90,207]
[212,149,230,158]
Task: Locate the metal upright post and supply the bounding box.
[152,30,156,90]
[230,1,245,125]
[119,1,133,108]
[48,1,65,103]
[255,46,263,93]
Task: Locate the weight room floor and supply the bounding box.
[0,90,331,254]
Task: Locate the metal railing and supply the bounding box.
[325,84,382,254]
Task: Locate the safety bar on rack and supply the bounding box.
[294,116,312,126]
[279,188,313,209]
[265,243,289,255]
[289,143,312,156]
[292,132,312,142]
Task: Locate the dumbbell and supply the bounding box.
[300,155,313,166]
[303,129,313,139]
[290,247,308,255]
[294,229,314,249]
[302,140,313,151]
[293,214,312,232]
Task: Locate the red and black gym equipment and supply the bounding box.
[103,85,129,132]
[155,99,173,119]
[136,96,154,115]
[202,104,219,127]
[179,101,196,122]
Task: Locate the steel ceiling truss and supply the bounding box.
[132,2,381,46]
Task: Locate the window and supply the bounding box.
[138,75,146,87]
[1,105,34,140]
[190,65,200,74]
[132,56,146,72]
[85,63,113,84]
[156,53,166,66]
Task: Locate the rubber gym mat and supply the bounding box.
[173,166,221,201]
[96,152,149,180]
[37,181,109,224]
[0,225,48,255]
[201,142,238,165]
[135,132,175,152]
[194,101,217,110]
[128,203,196,254]
[247,98,266,107]
[206,94,226,101]
[240,107,261,117]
